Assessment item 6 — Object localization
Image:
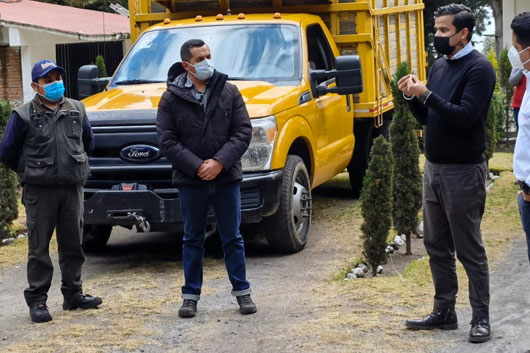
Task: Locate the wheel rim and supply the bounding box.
[291,168,311,239]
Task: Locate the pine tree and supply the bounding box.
[360,136,393,276]
[389,62,422,255]
[95,55,107,78]
[0,101,18,241]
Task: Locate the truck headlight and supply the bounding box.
[242,115,277,171]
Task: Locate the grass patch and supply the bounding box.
[489,152,513,173]
[292,153,521,352]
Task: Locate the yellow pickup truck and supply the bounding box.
[78,0,426,253]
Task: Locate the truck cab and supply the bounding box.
[81,13,363,252]
[80,0,425,253]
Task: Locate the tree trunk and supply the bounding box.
[491,0,503,60]
[406,232,412,255]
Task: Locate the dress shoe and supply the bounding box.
[469,317,490,343]
[63,294,102,310]
[29,304,52,323]
[405,306,458,330]
[236,294,257,315]
[178,299,197,318]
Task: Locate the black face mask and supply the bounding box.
[433,30,462,56]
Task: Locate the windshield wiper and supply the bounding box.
[115,79,164,85]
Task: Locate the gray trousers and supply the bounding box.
[23,184,85,307]
[423,160,489,319]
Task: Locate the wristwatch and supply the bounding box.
[418,89,432,105]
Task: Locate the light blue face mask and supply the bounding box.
[188,59,215,81]
[36,80,65,102]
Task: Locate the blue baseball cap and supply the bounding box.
[31,60,65,82]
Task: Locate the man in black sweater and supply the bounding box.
[398,4,496,343]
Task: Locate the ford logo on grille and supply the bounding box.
[120,145,160,163]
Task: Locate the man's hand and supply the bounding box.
[197,159,223,181]
[398,74,428,97]
[519,190,530,202]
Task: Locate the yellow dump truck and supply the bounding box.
[78,0,426,252]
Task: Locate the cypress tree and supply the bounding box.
[389,62,422,255]
[360,136,393,276]
[0,101,18,240]
[95,55,107,78]
[485,92,501,165]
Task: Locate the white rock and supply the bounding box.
[385,246,394,254]
[347,273,357,280]
[1,238,14,245]
[417,221,424,234]
[17,234,26,239]
[353,267,365,277]
[400,234,407,241]
[357,263,368,273]
[491,175,500,180]
[376,265,383,274]
[394,235,405,247]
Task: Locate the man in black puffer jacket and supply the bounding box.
[156,39,255,318]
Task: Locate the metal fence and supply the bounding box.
[56,41,124,100]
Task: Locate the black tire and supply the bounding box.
[348,120,374,199]
[82,225,112,252]
[348,114,392,199]
[263,155,311,253]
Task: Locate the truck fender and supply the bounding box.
[270,115,316,176]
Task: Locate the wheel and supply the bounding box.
[82,225,112,252]
[263,155,311,253]
[348,120,374,199]
[348,114,392,199]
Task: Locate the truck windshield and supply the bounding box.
[111,24,301,86]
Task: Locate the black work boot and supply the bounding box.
[63,294,103,310]
[236,294,257,315]
[178,299,197,318]
[29,304,52,323]
[469,317,490,343]
[405,306,458,330]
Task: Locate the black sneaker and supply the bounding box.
[469,317,491,343]
[405,306,457,330]
[63,294,102,310]
[29,304,52,323]
[178,299,197,318]
[236,294,257,315]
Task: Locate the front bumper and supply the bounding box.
[83,170,283,226]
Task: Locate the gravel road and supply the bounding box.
[1,181,529,353]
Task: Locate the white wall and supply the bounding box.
[503,0,530,49]
[4,25,130,103]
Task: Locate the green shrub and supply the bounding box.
[360,136,393,276]
[498,48,515,140]
[0,100,18,241]
[389,62,422,255]
[486,92,502,162]
[95,55,107,78]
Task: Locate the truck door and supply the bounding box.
[306,24,352,186]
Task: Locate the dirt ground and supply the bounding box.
[0,170,528,353]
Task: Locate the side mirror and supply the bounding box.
[309,55,363,98]
[77,65,110,99]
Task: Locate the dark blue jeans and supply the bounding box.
[179,182,250,301]
[518,193,530,263]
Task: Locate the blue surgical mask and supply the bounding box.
[36,80,65,102]
[188,59,215,81]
